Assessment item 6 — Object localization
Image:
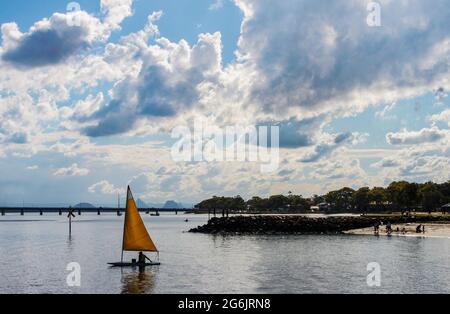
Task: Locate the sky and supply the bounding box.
[0,0,449,207]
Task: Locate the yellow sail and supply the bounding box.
[122,186,158,252]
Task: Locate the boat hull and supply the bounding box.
[108,262,161,267]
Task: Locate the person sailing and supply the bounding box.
[138,251,153,264]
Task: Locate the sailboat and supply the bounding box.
[108,186,161,267]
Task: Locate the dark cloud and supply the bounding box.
[237,0,450,115]
[2,28,90,68]
[257,116,325,149]
[83,33,222,137]
[300,132,356,163]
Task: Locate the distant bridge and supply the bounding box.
[0,207,189,216]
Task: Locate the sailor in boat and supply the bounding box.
[109,186,161,267]
[138,251,154,264]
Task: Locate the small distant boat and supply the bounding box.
[150,212,160,217]
[109,186,160,267]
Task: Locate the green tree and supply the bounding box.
[353,187,370,213]
[419,183,443,213]
[369,187,387,209]
[325,187,355,212]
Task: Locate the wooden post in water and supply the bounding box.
[78,209,81,216]
[1,209,4,216]
[59,209,62,216]
[98,208,101,215]
[68,208,75,237]
[21,208,24,216]
[40,209,43,216]
[117,194,121,216]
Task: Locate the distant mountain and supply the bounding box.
[163,200,182,209]
[73,202,96,209]
[132,199,192,209]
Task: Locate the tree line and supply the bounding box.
[195,181,450,214]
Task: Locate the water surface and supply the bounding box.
[1,214,449,294]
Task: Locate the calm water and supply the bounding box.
[1,213,450,294]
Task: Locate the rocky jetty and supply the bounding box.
[189,215,450,235]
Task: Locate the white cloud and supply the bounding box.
[299,132,367,163]
[53,163,90,176]
[232,0,450,121]
[386,127,448,145]
[101,0,134,30]
[431,108,450,127]
[88,180,125,194]
[0,0,449,204]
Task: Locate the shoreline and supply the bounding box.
[189,215,450,235]
[345,223,450,239]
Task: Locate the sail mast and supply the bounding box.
[120,188,129,263]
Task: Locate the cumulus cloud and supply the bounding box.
[74,0,450,144]
[83,26,223,136]
[101,0,134,30]
[299,132,366,163]
[386,127,448,145]
[88,180,125,194]
[53,163,90,176]
[233,0,450,120]
[1,0,134,69]
[431,109,450,127]
[1,12,105,68]
[267,116,326,149]
[1,0,449,202]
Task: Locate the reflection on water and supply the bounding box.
[121,269,156,294]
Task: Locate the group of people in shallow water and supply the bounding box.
[373,221,426,236]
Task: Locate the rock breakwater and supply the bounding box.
[189,215,450,235]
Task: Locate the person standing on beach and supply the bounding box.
[386,222,393,234]
[422,225,425,234]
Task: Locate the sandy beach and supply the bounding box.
[345,223,450,239]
